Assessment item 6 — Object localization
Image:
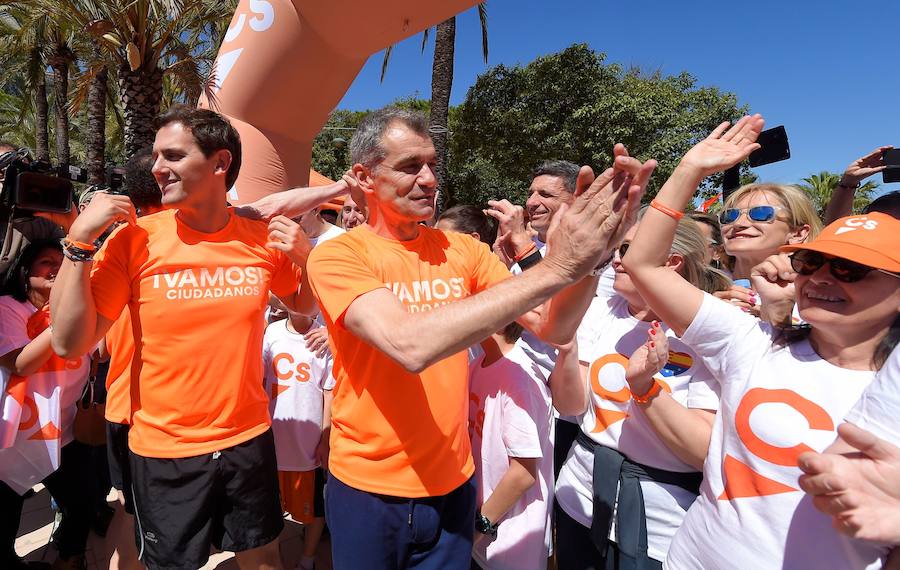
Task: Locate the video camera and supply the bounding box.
[0,148,125,220]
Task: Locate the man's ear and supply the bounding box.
[214,149,233,177]
[352,163,376,197]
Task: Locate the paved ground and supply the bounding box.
[15,485,332,570]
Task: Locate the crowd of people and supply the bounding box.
[0,104,898,570]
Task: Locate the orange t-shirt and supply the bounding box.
[103,310,134,425]
[307,226,511,497]
[91,209,299,458]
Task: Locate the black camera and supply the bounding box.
[0,149,84,218]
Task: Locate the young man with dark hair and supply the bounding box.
[50,106,319,570]
[307,106,654,568]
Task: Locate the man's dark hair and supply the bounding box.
[350,107,429,168]
[0,140,17,154]
[531,160,579,194]
[124,148,162,212]
[864,190,900,219]
[2,238,61,302]
[437,204,497,245]
[154,105,242,190]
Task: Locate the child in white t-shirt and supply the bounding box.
[468,322,553,570]
[263,310,335,570]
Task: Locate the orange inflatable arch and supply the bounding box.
[199,0,480,205]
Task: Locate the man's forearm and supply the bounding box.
[49,259,102,358]
[350,262,573,373]
[539,274,599,345]
[239,181,348,220]
[824,185,855,225]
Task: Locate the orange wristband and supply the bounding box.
[650,199,684,221]
[63,237,97,252]
[631,379,662,405]
[513,242,537,262]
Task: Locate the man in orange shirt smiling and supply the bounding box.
[50,107,321,570]
[307,107,655,569]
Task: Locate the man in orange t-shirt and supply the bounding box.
[50,107,320,570]
[307,107,656,569]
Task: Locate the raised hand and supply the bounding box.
[625,321,668,395]
[750,252,797,307]
[544,146,656,280]
[484,199,532,259]
[679,114,766,178]
[267,215,312,266]
[67,192,136,243]
[798,422,900,544]
[841,146,894,187]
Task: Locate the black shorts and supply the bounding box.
[106,421,135,514]
[129,429,284,570]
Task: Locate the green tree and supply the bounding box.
[39,0,235,157]
[448,44,749,207]
[798,171,877,218]
[0,5,53,160]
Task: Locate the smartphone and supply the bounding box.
[749,126,790,167]
[882,149,900,183]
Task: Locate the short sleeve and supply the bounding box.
[307,239,387,328]
[0,300,31,357]
[467,238,512,294]
[685,363,721,411]
[268,249,300,299]
[90,225,136,322]
[844,350,900,444]
[501,373,545,459]
[680,293,773,385]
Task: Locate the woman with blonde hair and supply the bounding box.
[546,214,729,569]
[714,182,822,313]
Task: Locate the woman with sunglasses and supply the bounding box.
[547,215,730,570]
[713,182,821,316]
[622,114,898,569]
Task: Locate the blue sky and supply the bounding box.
[338,0,899,195]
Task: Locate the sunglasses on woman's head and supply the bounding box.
[790,250,899,283]
[719,205,784,225]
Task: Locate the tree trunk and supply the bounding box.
[86,45,108,185]
[118,64,163,158]
[429,17,455,215]
[49,48,72,167]
[33,71,50,162]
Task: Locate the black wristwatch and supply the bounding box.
[475,511,500,538]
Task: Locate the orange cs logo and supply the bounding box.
[272,353,311,383]
[587,353,673,433]
[719,388,834,500]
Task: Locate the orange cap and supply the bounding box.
[780,212,900,272]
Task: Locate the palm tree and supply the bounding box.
[799,171,878,217]
[0,5,52,160]
[46,25,78,166]
[38,0,235,157]
[381,3,489,212]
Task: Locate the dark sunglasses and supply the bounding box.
[616,242,630,258]
[719,205,784,225]
[790,250,899,283]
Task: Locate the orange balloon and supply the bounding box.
[200,0,480,205]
